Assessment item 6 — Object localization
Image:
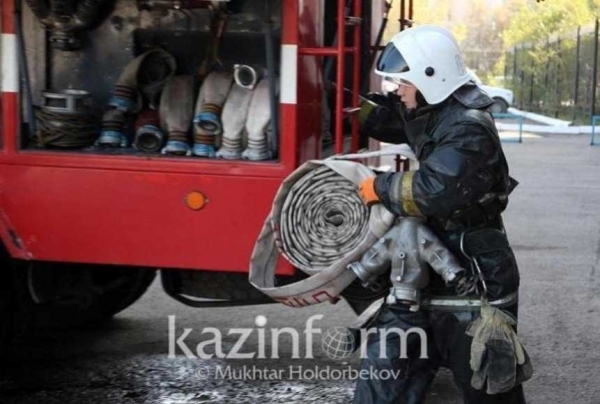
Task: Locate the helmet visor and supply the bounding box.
[376,42,410,74]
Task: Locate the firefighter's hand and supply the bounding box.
[358,177,380,206]
[358,94,391,134]
[450,271,478,296]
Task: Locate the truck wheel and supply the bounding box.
[0,265,14,359]
[0,245,22,360]
[85,266,157,324]
[24,263,157,329]
[1,252,156,359]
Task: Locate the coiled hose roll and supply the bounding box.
[279,165,369,272]
[249,146,417,308]
[35,108,98,148]
[249,158,398,308]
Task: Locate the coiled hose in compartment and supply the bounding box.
[34,108,97,148]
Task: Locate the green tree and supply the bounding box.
[384,0,521,83]
[503,0,594,47]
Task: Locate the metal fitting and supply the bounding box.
[42,90,92,115]
[234,64,264,90]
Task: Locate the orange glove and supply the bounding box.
[358,177,380,206]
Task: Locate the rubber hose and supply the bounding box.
[242,78,272,161]
[216,83,253,160]
[36,109,97,148]
[279,165,369,272]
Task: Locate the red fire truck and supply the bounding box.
[0,0,412,353]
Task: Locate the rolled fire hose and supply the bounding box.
[249,145,417,308]
[96,49,176,148]
[234,64,264,90]
[160,76,195,156]
[36,89,96,148]
[193,71,233,157]
[216,83,254,160]
[96,108,127,148]
[242,78,273,161]
[134,109,164,153]
[110,48,177,112]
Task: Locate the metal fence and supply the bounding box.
[505,21,600,124]
[463,50,504,78]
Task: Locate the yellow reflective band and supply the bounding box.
[401,171,424,217]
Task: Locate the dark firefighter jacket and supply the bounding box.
[361,83,520,300]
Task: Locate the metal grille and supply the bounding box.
[505,22,600,123]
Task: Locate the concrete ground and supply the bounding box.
[1,132,600,403]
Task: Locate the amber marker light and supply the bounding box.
[185,191,208,210]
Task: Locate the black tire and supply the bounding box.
[0,245,25,361]
[92,268,156,319]
[0,260,14,360]
[489,97,509,114]
[23,263,157,329]
[1,249,156,359]
[91,267,157,321]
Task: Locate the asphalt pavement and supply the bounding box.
[1,132,599,403]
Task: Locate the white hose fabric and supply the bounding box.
[249,148,417,307]
[216,83,254,159]
[160,75,194,156]
[114,49,177,112]
[193,71,233,151]
[242,79,273,161]
[194,71,232,130]
[279,165,369,273]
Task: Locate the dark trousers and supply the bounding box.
[352,304,527,404]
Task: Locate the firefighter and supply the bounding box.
[354,25,530,404]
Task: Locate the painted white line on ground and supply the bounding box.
[499,131,542,139]
[496,123,593,134]
[507,107,572,127]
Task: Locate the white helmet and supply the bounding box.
[375,25,470,105]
